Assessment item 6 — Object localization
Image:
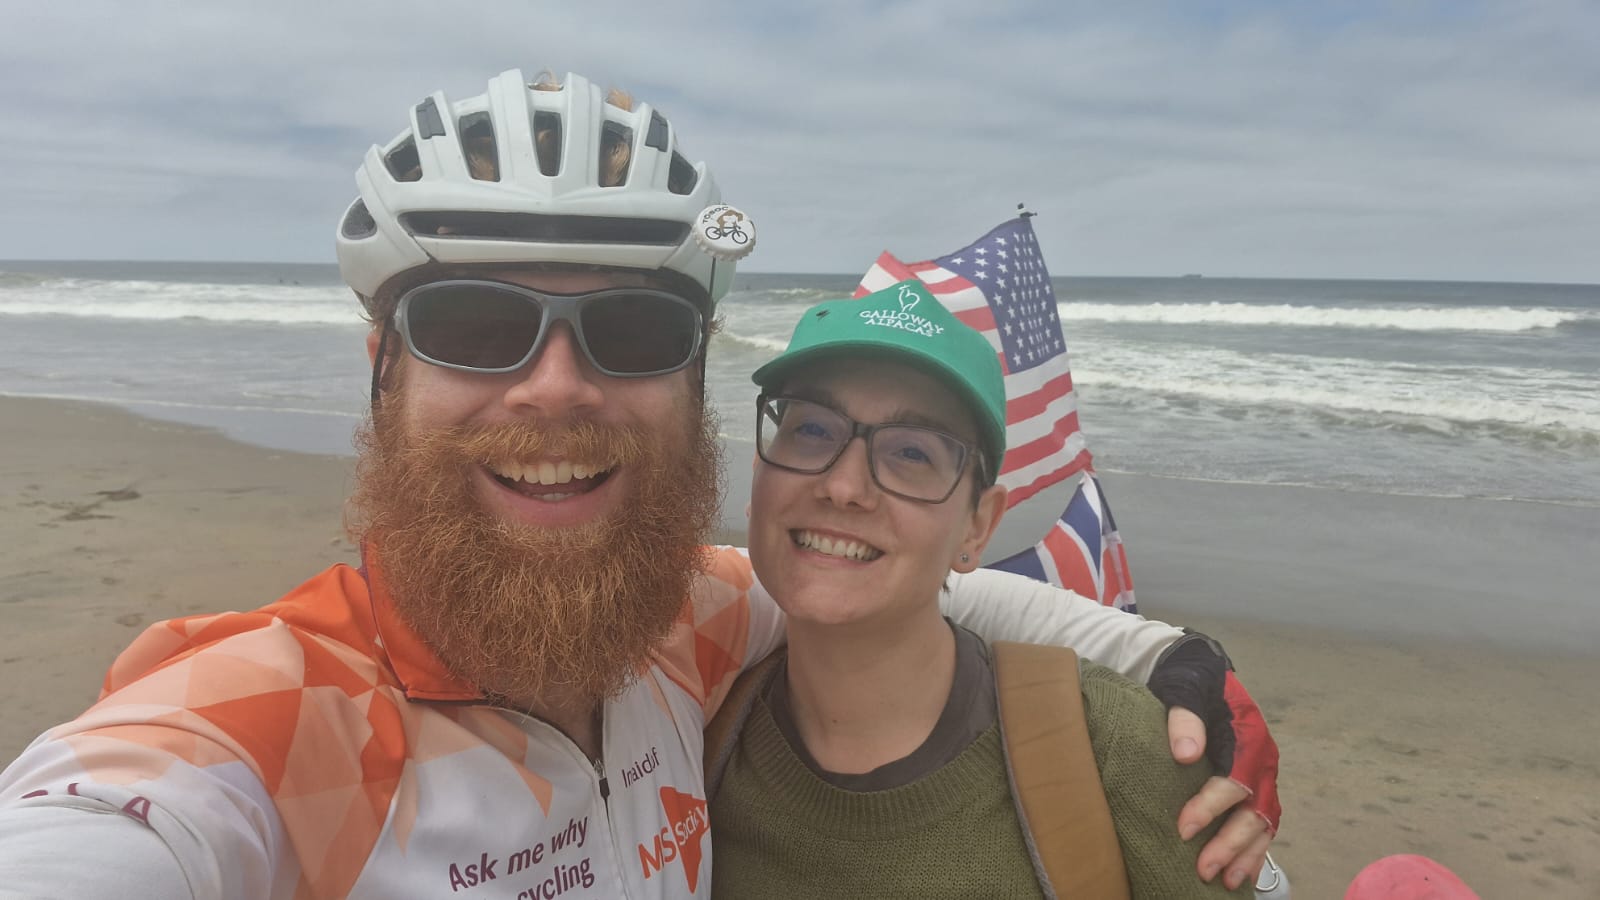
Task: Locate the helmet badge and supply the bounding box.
[693,205,758,261]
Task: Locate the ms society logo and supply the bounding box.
[636,786,709,892]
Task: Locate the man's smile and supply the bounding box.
[487,458,615,500]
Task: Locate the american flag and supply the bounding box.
[854,215,1090,507]
[853,215,1136,610]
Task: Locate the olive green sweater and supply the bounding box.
[709,656,1242,899]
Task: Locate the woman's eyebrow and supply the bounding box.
[878,408,959,433]
[782,385,972,438]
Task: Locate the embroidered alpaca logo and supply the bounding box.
[897,283,921,313]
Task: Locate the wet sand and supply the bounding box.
[1,395,1596,897]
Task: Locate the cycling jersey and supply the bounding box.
[0,548,1183,899]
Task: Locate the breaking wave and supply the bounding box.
[1058,302,1587,333]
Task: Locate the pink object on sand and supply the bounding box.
[1345,854,1481,899]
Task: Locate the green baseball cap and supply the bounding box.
[751,279,1007,467]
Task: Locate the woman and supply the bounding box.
[706,280,1243,897]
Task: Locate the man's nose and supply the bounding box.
[501,322,606,417]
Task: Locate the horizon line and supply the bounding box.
[1,259,1597,289]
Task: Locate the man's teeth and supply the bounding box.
[489,460,605,485]
[793,530,883,562]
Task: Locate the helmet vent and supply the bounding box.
[458,112,500,182]
[645,111,670,151]
[599,122,633,187]
[668,152,698,195]
[400,211,689,246]
[385,138,422,182]
[414,98,447,139]
[533,111,562,176]
[340,200,377,239]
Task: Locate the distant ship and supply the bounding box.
[1181,273,1203,279]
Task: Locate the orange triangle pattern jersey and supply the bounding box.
[0,551,1188,898]
[0,550,782,899]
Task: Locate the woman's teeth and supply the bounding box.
[793,530,883,562]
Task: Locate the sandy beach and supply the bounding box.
[2,395,1596,898]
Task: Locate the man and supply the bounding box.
[0,70,1274,897]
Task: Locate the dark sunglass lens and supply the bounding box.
[407,285,542,369]
[581,294,699,374]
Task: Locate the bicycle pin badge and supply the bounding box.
[694,204,758,260]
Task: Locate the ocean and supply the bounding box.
[2,261,1597,510]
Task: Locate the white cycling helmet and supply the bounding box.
[336,69,741,311]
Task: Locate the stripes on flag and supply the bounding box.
[853,217,1090,507]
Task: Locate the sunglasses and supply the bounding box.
[392,279,705,377]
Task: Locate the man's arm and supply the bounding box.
[943,566,1280,887]
[0,805,193,900]
[682,551,1179,712]
[0,725,279,900]
[940,567,1183,681]
[1082,662,1248,897]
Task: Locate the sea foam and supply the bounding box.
[1057,301,1585,332]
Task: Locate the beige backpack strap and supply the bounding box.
[702,651,784,803]
[994,641,1130,900]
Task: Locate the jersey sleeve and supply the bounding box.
[942,568,1183,682]
[1081,663,1246,898]
[0,600,410,900]
[0,803,196,899]
[0,703,284,900]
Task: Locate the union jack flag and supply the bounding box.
[854,215,1136,610]
[987,471,1138,613]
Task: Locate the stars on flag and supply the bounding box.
[933,219,1065,374]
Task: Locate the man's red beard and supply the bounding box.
[348,380,724,707]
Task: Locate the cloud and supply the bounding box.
[2,1,1596,282]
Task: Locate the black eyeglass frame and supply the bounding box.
[754,393,977,504]
[392,279,706,378]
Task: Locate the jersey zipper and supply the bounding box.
[592,753,611,805]
[502,703,632,897]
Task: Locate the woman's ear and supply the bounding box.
[953,484,1008,573]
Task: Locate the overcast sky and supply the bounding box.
[4,1,1597,282]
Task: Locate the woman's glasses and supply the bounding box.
[756,394,975,503]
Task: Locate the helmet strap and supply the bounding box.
[369,322,393,410]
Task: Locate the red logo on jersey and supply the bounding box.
[635,786,710,892]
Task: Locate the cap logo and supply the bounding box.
[897,283,921,313]
[858,305,945,338]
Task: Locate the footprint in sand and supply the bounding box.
[56,486,141,522]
